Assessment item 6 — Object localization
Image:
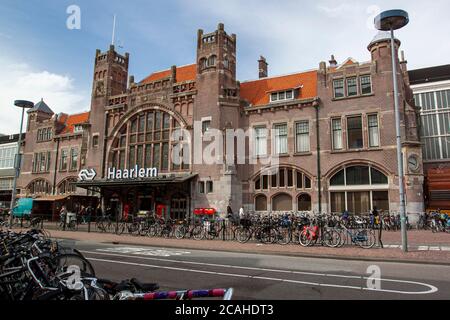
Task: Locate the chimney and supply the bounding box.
[258,56,268,78]
[329,55,337,67]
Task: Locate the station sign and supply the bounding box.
[106,166,158,180]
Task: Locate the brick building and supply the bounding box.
[16,24,425,220]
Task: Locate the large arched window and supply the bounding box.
[255,194,267,211]
[110,109,190,173]
[57,178,77,195]
[26,179,51,195]
[272,193,293,211]
[329,165,389,214]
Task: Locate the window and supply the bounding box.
[298,194,312,211]
[255,195,267,211]
[270,90,294,103]
[333,79,344,98]
[368,114,380,147]
[206,181,213,193]
[202,120,211,134]
[272,193,292,211]
[57,178,77,195]
[360,75,372,95]
[111,110,184,172]
[295,121,310,153]
[198,181,205,194]
[331,192,346,213]
[329,165,389,214]
[273,124,288,154]
[92,135,99,148]
[347,77,358,96]
[0,145,17,169]
[332,119,343,150]
[74,125,83,133]
[347,116,363,149]
[26,179,51,195]
[254,127,267,156]
[60,150,68,171]
[207,55,216,67]
[417,90,450,161]
[37,128,52,142]
[32,151,50,173]
[0,178,13,191]
[254,168,311,192]
[70,149,78,171]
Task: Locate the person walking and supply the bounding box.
[372,207,383,248]
[60,206,68,229]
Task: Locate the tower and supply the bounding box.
[86,45,129,176]
[193,23,242,214]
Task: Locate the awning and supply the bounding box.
[74,173,198,189]
[34,195,68,202]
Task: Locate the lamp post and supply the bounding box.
[374,9,409,252]
[9,100,34,226]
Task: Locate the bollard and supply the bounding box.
[222,219,226,241]
[88,214,91,233]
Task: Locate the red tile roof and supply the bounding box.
[240,70,318,106]
[61,112,90,134]
[141,64,197,84]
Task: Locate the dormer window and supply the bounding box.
[270,90,295,103]
[74,125,83,133]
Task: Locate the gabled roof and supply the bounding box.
[27,99,54,114]
[60,112,90,134]
[140,64,197,84]
[240,70,318,106]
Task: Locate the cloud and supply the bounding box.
[0,56,90,135]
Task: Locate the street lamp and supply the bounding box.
[374,9,409,252]
[9,100,34,226]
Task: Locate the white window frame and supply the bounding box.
[273,123,288,155]
[367,113,380,148]
[270,90,295,103]
[295,120,310,153]
[254,126,268,157]
[331,118,343,150]
[360,75,373,95]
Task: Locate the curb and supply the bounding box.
[50,233,450,267]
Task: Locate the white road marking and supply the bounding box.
[429,247,441,251]
[441,247,450,251]
[418,246,429,251]
[82,250,439,295]
[96,247,191,257]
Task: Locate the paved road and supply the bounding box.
[62,239,450,300]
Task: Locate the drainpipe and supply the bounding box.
[313,99,322,214]
[52,138,60,195]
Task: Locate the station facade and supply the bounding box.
[16,24,425,220]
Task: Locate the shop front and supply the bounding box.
[76,174,197,221]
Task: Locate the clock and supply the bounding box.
[407,154,420,173]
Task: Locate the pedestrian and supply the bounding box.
[60,206,67,226]
[372,207,383,248]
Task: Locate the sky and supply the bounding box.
[0,0,449,135]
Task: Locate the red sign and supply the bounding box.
[194,208,216,215]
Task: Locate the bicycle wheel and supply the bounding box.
[236,227,251,243]
[260,228,278,244]
[323,230,341,248]
[174,225,186,239]
[277,228,291,245]
[192,225,204,240]
[299,230,312,247]
[356,229,376,249]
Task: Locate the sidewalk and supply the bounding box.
[32,228,450,266]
